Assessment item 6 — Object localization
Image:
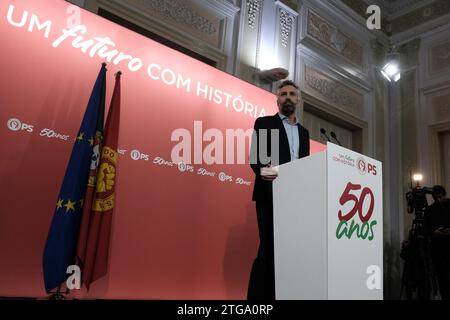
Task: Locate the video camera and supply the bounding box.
[406,186,433,216]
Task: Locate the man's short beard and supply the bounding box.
[281,101,295,116]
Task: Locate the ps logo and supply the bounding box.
[368,163,377,175]
[178,162,187,172]
[357,157,377,176]
[130,149,149,161]
[7,118,33,132]
[357,157,367,175]
[219,172,232,182]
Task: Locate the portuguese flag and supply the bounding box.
[79,71,121,289]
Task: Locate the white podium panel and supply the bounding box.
[273,143,383,300]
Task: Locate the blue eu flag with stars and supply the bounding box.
[43,63,107,292]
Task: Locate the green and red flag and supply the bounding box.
[79,71,121,289]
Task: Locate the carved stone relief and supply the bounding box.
[432,92,450,122]
[431,40,450,74]
[125,0,223,47]
[306,9,363,68]
[303,65,364,118]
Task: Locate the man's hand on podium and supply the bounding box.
[260,164,279,181]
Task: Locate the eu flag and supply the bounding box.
[43,63,107,292]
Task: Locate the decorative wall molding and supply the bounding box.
[389,0,450,35]
[362,0,436,19]
[87,0,240,73]
[390,12,450,45]
[217,0,241,8]
[303,65,364,119]
[279,8,294,48]
[296,43,372,93]
[297,1,379,90]
[419,24,450,90]
[341,0,450,45]
[254,0,298,84]
[427,120,450,201]
[417,22,450,217]
[133,0,219,36]
[418,29,450,206]
[246,0,261,29]
[438,103,450,118]
[272,0,298,79]
[439,103,450,114]
[431,39,450,74]
[398,38,421,70]
[304,8,364,69]
[235,0,262,83]
[430,91,450,123]
[311,0,390,46]
[123,0,225,48]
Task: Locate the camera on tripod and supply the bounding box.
[400,173,438,299]
[406,186,433,217]
[404,173,434,218]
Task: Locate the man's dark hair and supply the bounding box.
[432,185,447,197]
[278,80,299,90]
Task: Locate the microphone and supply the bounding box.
[320,128,331,142]
[330,131,342,146]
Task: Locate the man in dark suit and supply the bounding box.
[247,80,310,300]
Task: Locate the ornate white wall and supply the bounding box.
[82,0,241,73]
[418,23,450,193]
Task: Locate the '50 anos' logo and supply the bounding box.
[336,182,377,241]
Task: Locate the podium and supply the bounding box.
[273,142,383,300]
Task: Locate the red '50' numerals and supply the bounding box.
[338,182,374,222]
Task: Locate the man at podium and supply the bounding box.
[247,80,310,300]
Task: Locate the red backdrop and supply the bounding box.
[0,0,325,299]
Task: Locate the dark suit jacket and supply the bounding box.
[250,113,310,201]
